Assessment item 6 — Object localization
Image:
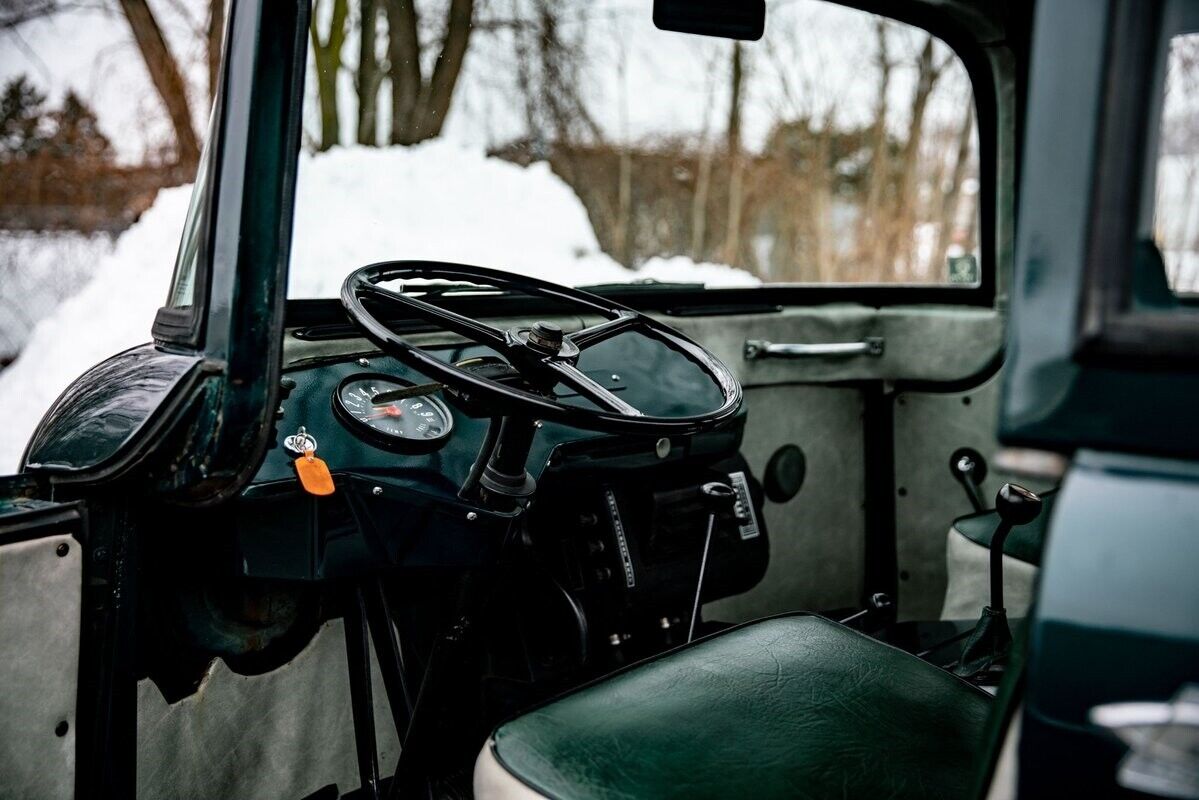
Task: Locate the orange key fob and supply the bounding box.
[295,449,335,496]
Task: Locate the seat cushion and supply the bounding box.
[483,614,992,800]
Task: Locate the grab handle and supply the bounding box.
[744,337,884,360]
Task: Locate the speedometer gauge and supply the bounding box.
[332,374,454,453]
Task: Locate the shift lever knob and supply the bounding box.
[995,483,1042,526]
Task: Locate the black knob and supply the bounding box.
[528,321,564,353]
[995,483,1042,526]
[699,481,737,514]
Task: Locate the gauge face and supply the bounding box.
[333,374,454,452]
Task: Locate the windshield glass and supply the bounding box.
[289,0,979,297]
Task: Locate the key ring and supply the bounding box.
[284,426,319,457]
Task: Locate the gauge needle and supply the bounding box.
[364,405,403,419]
[372,382,444,404]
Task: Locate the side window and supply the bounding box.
[1153,29,1199,296]
[291,1,980,295]
[166,132,214,310]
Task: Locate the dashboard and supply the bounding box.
[230,331,753,584]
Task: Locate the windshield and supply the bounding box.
[288,0,979,297]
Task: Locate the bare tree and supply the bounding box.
[356,0,382,144]
[886,34,952,276]
[385,0,475,145]
[207,0,224,103]
[0,0,67,30]
[310,0,348,151]
[931,102,974,275]
[722,42,745,266]
[859,19,893,276]
[117,0,200,169]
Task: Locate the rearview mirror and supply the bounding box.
[653,0,765,41]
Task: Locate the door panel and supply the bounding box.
[0,495,84,800]
[137,620,399,800]
[894,372,1061,620]
[706,385,865,621]
[668,305,1005,623]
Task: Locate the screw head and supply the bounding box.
[655,438,671,459]
[466,511,478,522]
[55,543,69,557]
[372,486,383,497]
[357,358,371,367]
[611,374,621,381]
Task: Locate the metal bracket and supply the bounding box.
[743,337,885,361]
[1091,685,1199,799]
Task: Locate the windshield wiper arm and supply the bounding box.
[384,281,511,299]
[577,279,706,292]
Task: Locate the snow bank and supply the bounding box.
[289,142,757,295]
[0,187,191,471]
[0,143,754,471]
[0,233,115,359]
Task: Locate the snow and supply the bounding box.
[0,142,753,471]
[1155,154,1199,295]
[289,142,757,295]
[0,232,116,360]
[0,186,191,471]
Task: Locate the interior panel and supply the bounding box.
[893,371,1058,620]
[705,384,866,622]
[137,620,399,800]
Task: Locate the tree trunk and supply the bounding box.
[861,19,892,276]
[889,35,946,276]
[310,0,348,151]
[691,147,713,261]
[207,0,224,105]
[723,43,744,266]
[932,103,974,276]
[117,0,200,169]
[614,149,632,266]
[386,0,421,144]
[414,0,474,141]
[357,0,380,145]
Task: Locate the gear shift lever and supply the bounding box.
[955,483,1043,680]
[988,483,1042,612]
[688,482,742,643]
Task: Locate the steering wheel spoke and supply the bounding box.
[545,361,642,417]
[568,311,641,350]
[358,281,508,350]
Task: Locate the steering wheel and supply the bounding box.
[340,261,742,436]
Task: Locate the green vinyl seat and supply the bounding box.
[475,614,993,800]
